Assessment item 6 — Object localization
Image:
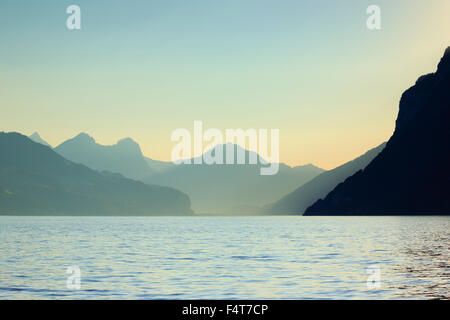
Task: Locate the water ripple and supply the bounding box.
[0,216,449,299]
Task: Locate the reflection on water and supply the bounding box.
[393,220,450,299]
[0,216,448,299]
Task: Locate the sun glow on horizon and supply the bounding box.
[1,1,449,170]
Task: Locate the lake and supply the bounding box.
[0,216,448,299]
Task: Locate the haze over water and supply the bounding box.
[0,216,449,299]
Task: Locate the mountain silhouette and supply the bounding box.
[263,142,386,215]
[0,132,192,215]
[144,143,324,214]
[29,132,51,148]
[144,157,175,173]
[55,133,154,180]
[305,47,450,215]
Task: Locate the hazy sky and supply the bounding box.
[1,0,449,169]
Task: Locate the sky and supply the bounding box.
[0,0,449,169]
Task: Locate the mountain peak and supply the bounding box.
[198,143,265,164]
[29,132,51,148]
[30,132,41,139]
[55,134,151,180]
[444,46,450,57]
[116,137,142,154]
[436,46,450,77]
[73,132,95,144]
[117,137,138,145]
[294,163,322,170]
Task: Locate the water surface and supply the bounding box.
[0,216,448,299]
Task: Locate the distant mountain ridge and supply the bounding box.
[144,157,175,173]
[0,132,193,216]
[263,142,386,215]
[29,132,51,148]
[305,47,450,215]
[51,134,325,214]
[144,143,324,214]
[55,133,154,180]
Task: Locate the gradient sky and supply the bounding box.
[1,0,449,169]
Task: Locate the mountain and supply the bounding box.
[0,132,193,215]
[55,133,154,180]
[145,157,175,173]
[263,142,386,215]
[143,143,324,214]
[305,47,450,216]
[29,132,51,148]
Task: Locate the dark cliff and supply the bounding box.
[305,48,450,215]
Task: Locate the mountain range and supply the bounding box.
[17,47,450,216]
[29,132,52,148]
[54,133,155,181]
[305,47,450,215]
[143,144,324,214]
[0,132,193,216]
[263,142,386,215]
[44,135,325,214]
